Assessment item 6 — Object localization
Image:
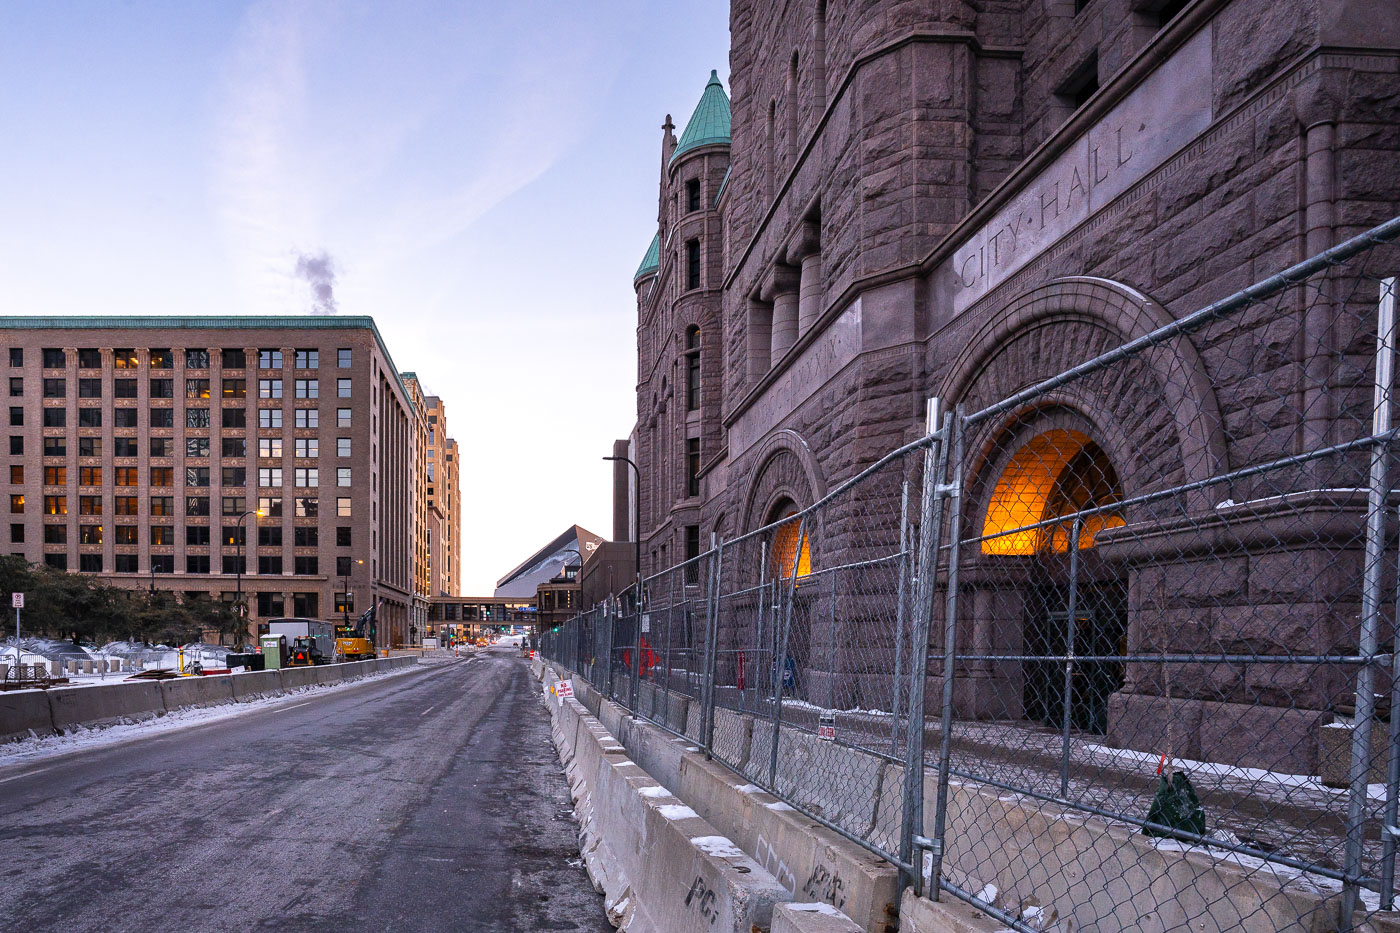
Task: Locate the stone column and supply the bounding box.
[763,265,801,368]
[787,221,823,337]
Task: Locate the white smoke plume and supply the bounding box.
[294,250,338,315]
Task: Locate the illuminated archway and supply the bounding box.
[768,500,811,579]
[981,429,1125,555]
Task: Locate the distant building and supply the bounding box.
[0,316,448,648]
[424,395,461,597]
[493,525,604,599]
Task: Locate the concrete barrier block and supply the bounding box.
[159,675,236,711]
[773,729,881,840]
[312,664,343,685]
[48,681,165,732]
[772,902,863,933]
[665,693,690,734]
[231,669,283,701]
[711,708,753,771]
[279,667,317,690]
[899,888,1006,933]
[0,690,56,742]
[598,697,627,739]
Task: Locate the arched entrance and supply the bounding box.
[981,428,1127,734]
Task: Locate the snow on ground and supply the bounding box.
[0,662,431,770]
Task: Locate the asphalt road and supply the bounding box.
[0,648,609,932]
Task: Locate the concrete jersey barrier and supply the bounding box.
[0,690,57,742]
[48,681,165,732]
[159,674,236,711]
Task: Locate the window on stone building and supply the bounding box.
[223,379,246,399]
[224,408,247,428]
[259,438,283,459]
[150,467,173,486]
[259,496,282,516]
[186,437,209,458]
[78,495,101,515]
[186,555,210,574]
[149,496,174,516]
[768,500,811,579]
[185,496,210,516]
[41,348,64,369]
[9,378,21,397]
[258,592,285,615]
[148,349,171,369]
[43,378,65,398]
[295,496,318,517]
[258,526,282,547]
[8,523,20,544]
[686,239,701,290]
[259,379,282,399]
[114,379,137,398]
[1057,52,1099,112]
[685,325,701,411]
[295,379,318,399]
[260,408,282,429]
[79,524,102,545]
[150,407,174,428]
[8,407,19,427]
[185,349,210,369]
[150,554,174,573]
[294,438,318,458]
[686,438,701,498]
[43,466,64,486]
[686,178,701,212]
[9,349,21,367]
[113,408,137,428]
[294,467,317,487]
[150,378,173,398]
[186,526,210,546]
[115,525,138,545]
[222,556,246,576]
[114,496,138,515]
[294,349,319,369]
[222,437,246,458]
[293,592,318,617]
[11,494,25,514]
[294,526,318,547]
[78,408,101,428]
[337,378,352,397]
[223,349,247,369]
[78,378,101,398]
[186,378,210,399]
[45,553,67,570]
[259,467,282,487]
[80,554,102,573]
[77,349,101,369]
[295,407,318,428]
[337,408,351,427]
[186,408,209,428]
[45,524,66,544]
[259,555,283,575]
[338,348,352,368]
[294,556,318,575]
[336,526,351,547]
[337,437,351,457]
[336,497,351,517]
[9,465,21,484]
[8,436,20,455]
[113,554,137,573]
[114,467,137,486]
[259,349,282,369]
[42,409,65,428]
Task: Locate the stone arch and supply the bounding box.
[739,429,827,535]
[939,277,1228,507]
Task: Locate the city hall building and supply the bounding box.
[0,317,461,647]
[631,0,1400,770]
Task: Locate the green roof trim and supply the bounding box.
[0,314,414,408]
[669,70,730,167]
[634,233,660,281]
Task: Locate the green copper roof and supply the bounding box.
[634,233,660,281]
[670,70,730,166]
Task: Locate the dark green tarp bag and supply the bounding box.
[1144,770,1205,838]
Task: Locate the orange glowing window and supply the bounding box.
[769,506,812,579]
[981,429,1125,555]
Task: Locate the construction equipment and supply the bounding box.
[334,603,379,661]
[267,618,333,662]
[286,635,324,667]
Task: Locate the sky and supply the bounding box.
[0,1,731,594]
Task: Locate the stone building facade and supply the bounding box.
[631,0,1400,771]
[424,395,462,597]
[0,317,443,648]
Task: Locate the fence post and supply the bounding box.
[1059,517,1083,799]
[605,599,616,700]
[928,405,964,899]
[769,516,807,788]
[892,479,911,756]
[1384,498,1400,910]
[1342,276,1397,929]
[703,535,724,755]
[902,399,952,895]
[632,583,643,711]
[754,548,767,710]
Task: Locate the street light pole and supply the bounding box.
[235,509,264,644]
[343,558,364,625]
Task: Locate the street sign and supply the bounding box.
[10,593,22,609]
[818,711,836,742]
[641,614,651,633]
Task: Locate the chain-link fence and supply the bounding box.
[542,217,1400,931]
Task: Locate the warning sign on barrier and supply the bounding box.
[818,711,836,741]
[556,680,573,706]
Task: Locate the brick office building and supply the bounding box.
[424,394,462,597]
[0,316,443,648]
[631,0,1400,770]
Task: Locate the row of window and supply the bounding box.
[10,465,352,487]
[10,493,353,517]
[27,552,329,575]
[9,348,354,370]
[15,376,352,400]
[8,522,352,547]
[5,407,355,440]
[6,433,354,461]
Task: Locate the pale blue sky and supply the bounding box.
[0,1,730,593]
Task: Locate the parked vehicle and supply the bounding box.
[266,618,333,663]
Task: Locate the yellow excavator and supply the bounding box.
[335,604,379,661]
